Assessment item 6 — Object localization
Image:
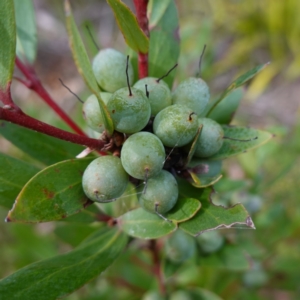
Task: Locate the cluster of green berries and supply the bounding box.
[82,48,224,218]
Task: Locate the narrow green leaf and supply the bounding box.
[167,197,201,223]
[107,0,149,53]
[14,0,37,64]
[118,208,177,239]
[0,153,40,208]
[6,158,94,223]
[206,88,244,124]
[0,227,128,300]
[179,188,255,236]
[210,126,273,160]
[0,122,85,165]
[206,63,269,117]
[0,0,16,90]
[185,125,203,166]
[148,0,172,27]
[64,0,114,135]
[148,0,180,88]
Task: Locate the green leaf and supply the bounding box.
[210,126,273,160]
[0,122,85,165]
[187,171,222,188]
[14,0,37,64]
[0,227,128,300]
[0,0,16,90]
[6,158,94,223]
[64,0,114,136]
[106,0,149,53]
[118,208,177,239]
[199,244,250,271]
[179,188,255,236]
[206,88,244,124]
[206,63,269,117]
[148,0,172,27]
[148,0,180,88]
[166,197,201,223]
[54,223,101,247]
[61,204,102,223]
[0,153,40,208]
[98,182,138,217]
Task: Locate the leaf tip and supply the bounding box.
[5,216,11,222]
[246,216,255,229]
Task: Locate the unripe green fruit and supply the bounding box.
[121,132,165,180]
[107,87,151,134]
[187,159,222,178]
[82,92,111,133]
[92,48,134,93]
[138,170,178,214]
[193,118,224,157]
[165,230,196,263]
[196,230,224,253]
[133,77,172,116]
[153,104,198,147]
[82,156,128,202]
[172,77,210,115]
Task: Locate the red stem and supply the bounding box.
[149,240,166,296]
[133,0,149,78]
[0,107,105,150]
[15,57,86,136]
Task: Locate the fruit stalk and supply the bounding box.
[133,0,149,78]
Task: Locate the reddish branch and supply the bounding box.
[0,106,105,149]
[133,0,149,79]
[15,57,86,136]
[149,240,166,296]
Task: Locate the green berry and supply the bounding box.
[92,48,134,93]
[133,77,172,116]
[82,92,111,133]
[172,77,210,115]
[196,230,224,253]
[82,156,128,202]
[153,104,198,147]
[138,170,178,214]
[121,132,165,180]
[193,118,224,157]
[107,87,151,134]
[165,230,196,263]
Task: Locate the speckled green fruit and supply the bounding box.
[172,77,210,116]
[133,77,171,116]
[121,132,165,180]
[193,118,224,157]
[153,104,198,147]
[82,92,111,133]
[138,170,178,214]
[187,159,222,178]
[92,48,134,93]
[82,156,128,202]
[107,87,151,134]
[165,230,196,263]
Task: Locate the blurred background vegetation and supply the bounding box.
[0,0,299,299]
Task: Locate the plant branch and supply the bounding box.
[15,57,86,136]
[149,239,166,296]
[133,0,149,78]
[0,106,105,150]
